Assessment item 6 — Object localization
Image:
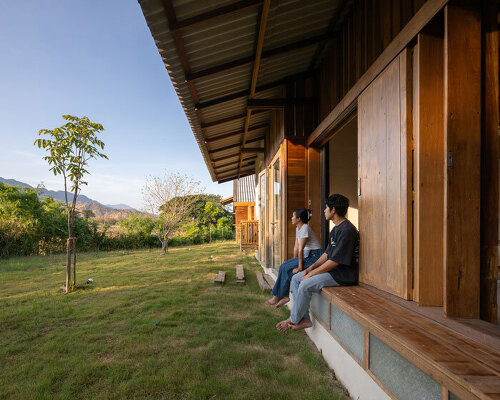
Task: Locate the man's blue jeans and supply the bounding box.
[271,249,322,299]
[290,271,339,324]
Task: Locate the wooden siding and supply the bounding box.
[444,4,481,319]
[358,52,410,299]
[285,140,307,259]
[413,28,445,307]
[306,146,322,242]
[480,0,499,324]
[317,0,426,123]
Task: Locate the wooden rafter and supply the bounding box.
[169,0,264,32]
[208,136,264,154]
[200,110,266,129]
[218,171,253,184]
[205,124,268,143]
[211,153,256,163]
[214,155,257,169]
[195,71,313,110]
[241,147,264,153]
[218,167,254,180]
[247,98,315,110]
[238,0,271,177]
[185,33,330,82]
[215,161,255,173]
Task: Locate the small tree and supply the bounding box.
[142,172,203,254]
[34,115,108,292]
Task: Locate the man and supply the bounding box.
[276,194,359,331]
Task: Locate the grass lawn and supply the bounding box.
[0,242,347,400]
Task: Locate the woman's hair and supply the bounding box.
[325,194,349,217]
[294,208,312,223]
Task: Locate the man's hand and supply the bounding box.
[292,266,302,274]
[301,271,310,281]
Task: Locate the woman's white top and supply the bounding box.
[295,223,322,253]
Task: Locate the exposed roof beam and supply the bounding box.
[205,123,268,143]
[200,110,266,129]
[241,147,264,153]
[185,33,330,82]
[208,136,264,154]
[237,0,271,177]
[219,171,253,184]
[169,0,264,32]
[247,98,316,110]
[195,71,313,109]
[215,161,255,173]
[218,168,254,180]
[214,155,257,169]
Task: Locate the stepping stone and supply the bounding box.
[236,265,245,284]
[214,271,225,285]
[263,274,275,288]
[256,273,272,291]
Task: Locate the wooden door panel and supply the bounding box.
[358,53,409,298]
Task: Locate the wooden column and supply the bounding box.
[480,0,499,324]
[444,4,481,318]
[414,29,445,307]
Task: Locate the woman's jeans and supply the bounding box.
[271,249,322,299]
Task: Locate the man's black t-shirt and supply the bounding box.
[325,219,359,285]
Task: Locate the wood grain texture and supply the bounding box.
[358,55,408,298]
[414,32,445,306]
[308,0,450,147]
[444,4,481,318]
[480,0,499,324]
[306,147,322,242]
[285,140,306,259]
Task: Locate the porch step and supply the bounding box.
[214,271,225,285]
[236,265,245,284]
[256,273,272,291]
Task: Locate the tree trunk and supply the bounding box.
[162,237,168,254]
[222,226,224,241]
[66,208,72,293]
[66,238,71,293]
[209,225,212,243]
[72,238,77,287]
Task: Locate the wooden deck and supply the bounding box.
[320,285,500,400]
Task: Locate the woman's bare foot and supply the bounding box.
[275,297,290,308]
[276,319,292,332]
[289,318,313,331]
[265,296,279,306]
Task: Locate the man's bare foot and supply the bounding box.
[275,297,290,308]
[265,296,279,306]
[276,319,292,332]
[289,318,313,331]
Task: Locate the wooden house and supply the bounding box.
[139,1,500,398]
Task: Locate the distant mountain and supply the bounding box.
[0,177,136,215]
[105,203,135,210]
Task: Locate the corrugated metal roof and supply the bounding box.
[138,0,351,182]
[234,175,256,202]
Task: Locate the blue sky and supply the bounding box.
[0,0,232,209]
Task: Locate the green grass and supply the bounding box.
[0,242,347,400]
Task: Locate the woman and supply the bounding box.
[265,208,322,308]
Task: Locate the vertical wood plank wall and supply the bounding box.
[480,0,499,324]
[285,140,307,259]
[317,0,426,122]
[358,53,409,298]
[444,5,481,318]
[306,147,322,244]
[414,30,444,306]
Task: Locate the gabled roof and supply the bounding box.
[138,0,352,182]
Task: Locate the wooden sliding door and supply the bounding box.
[358,51,411,299]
